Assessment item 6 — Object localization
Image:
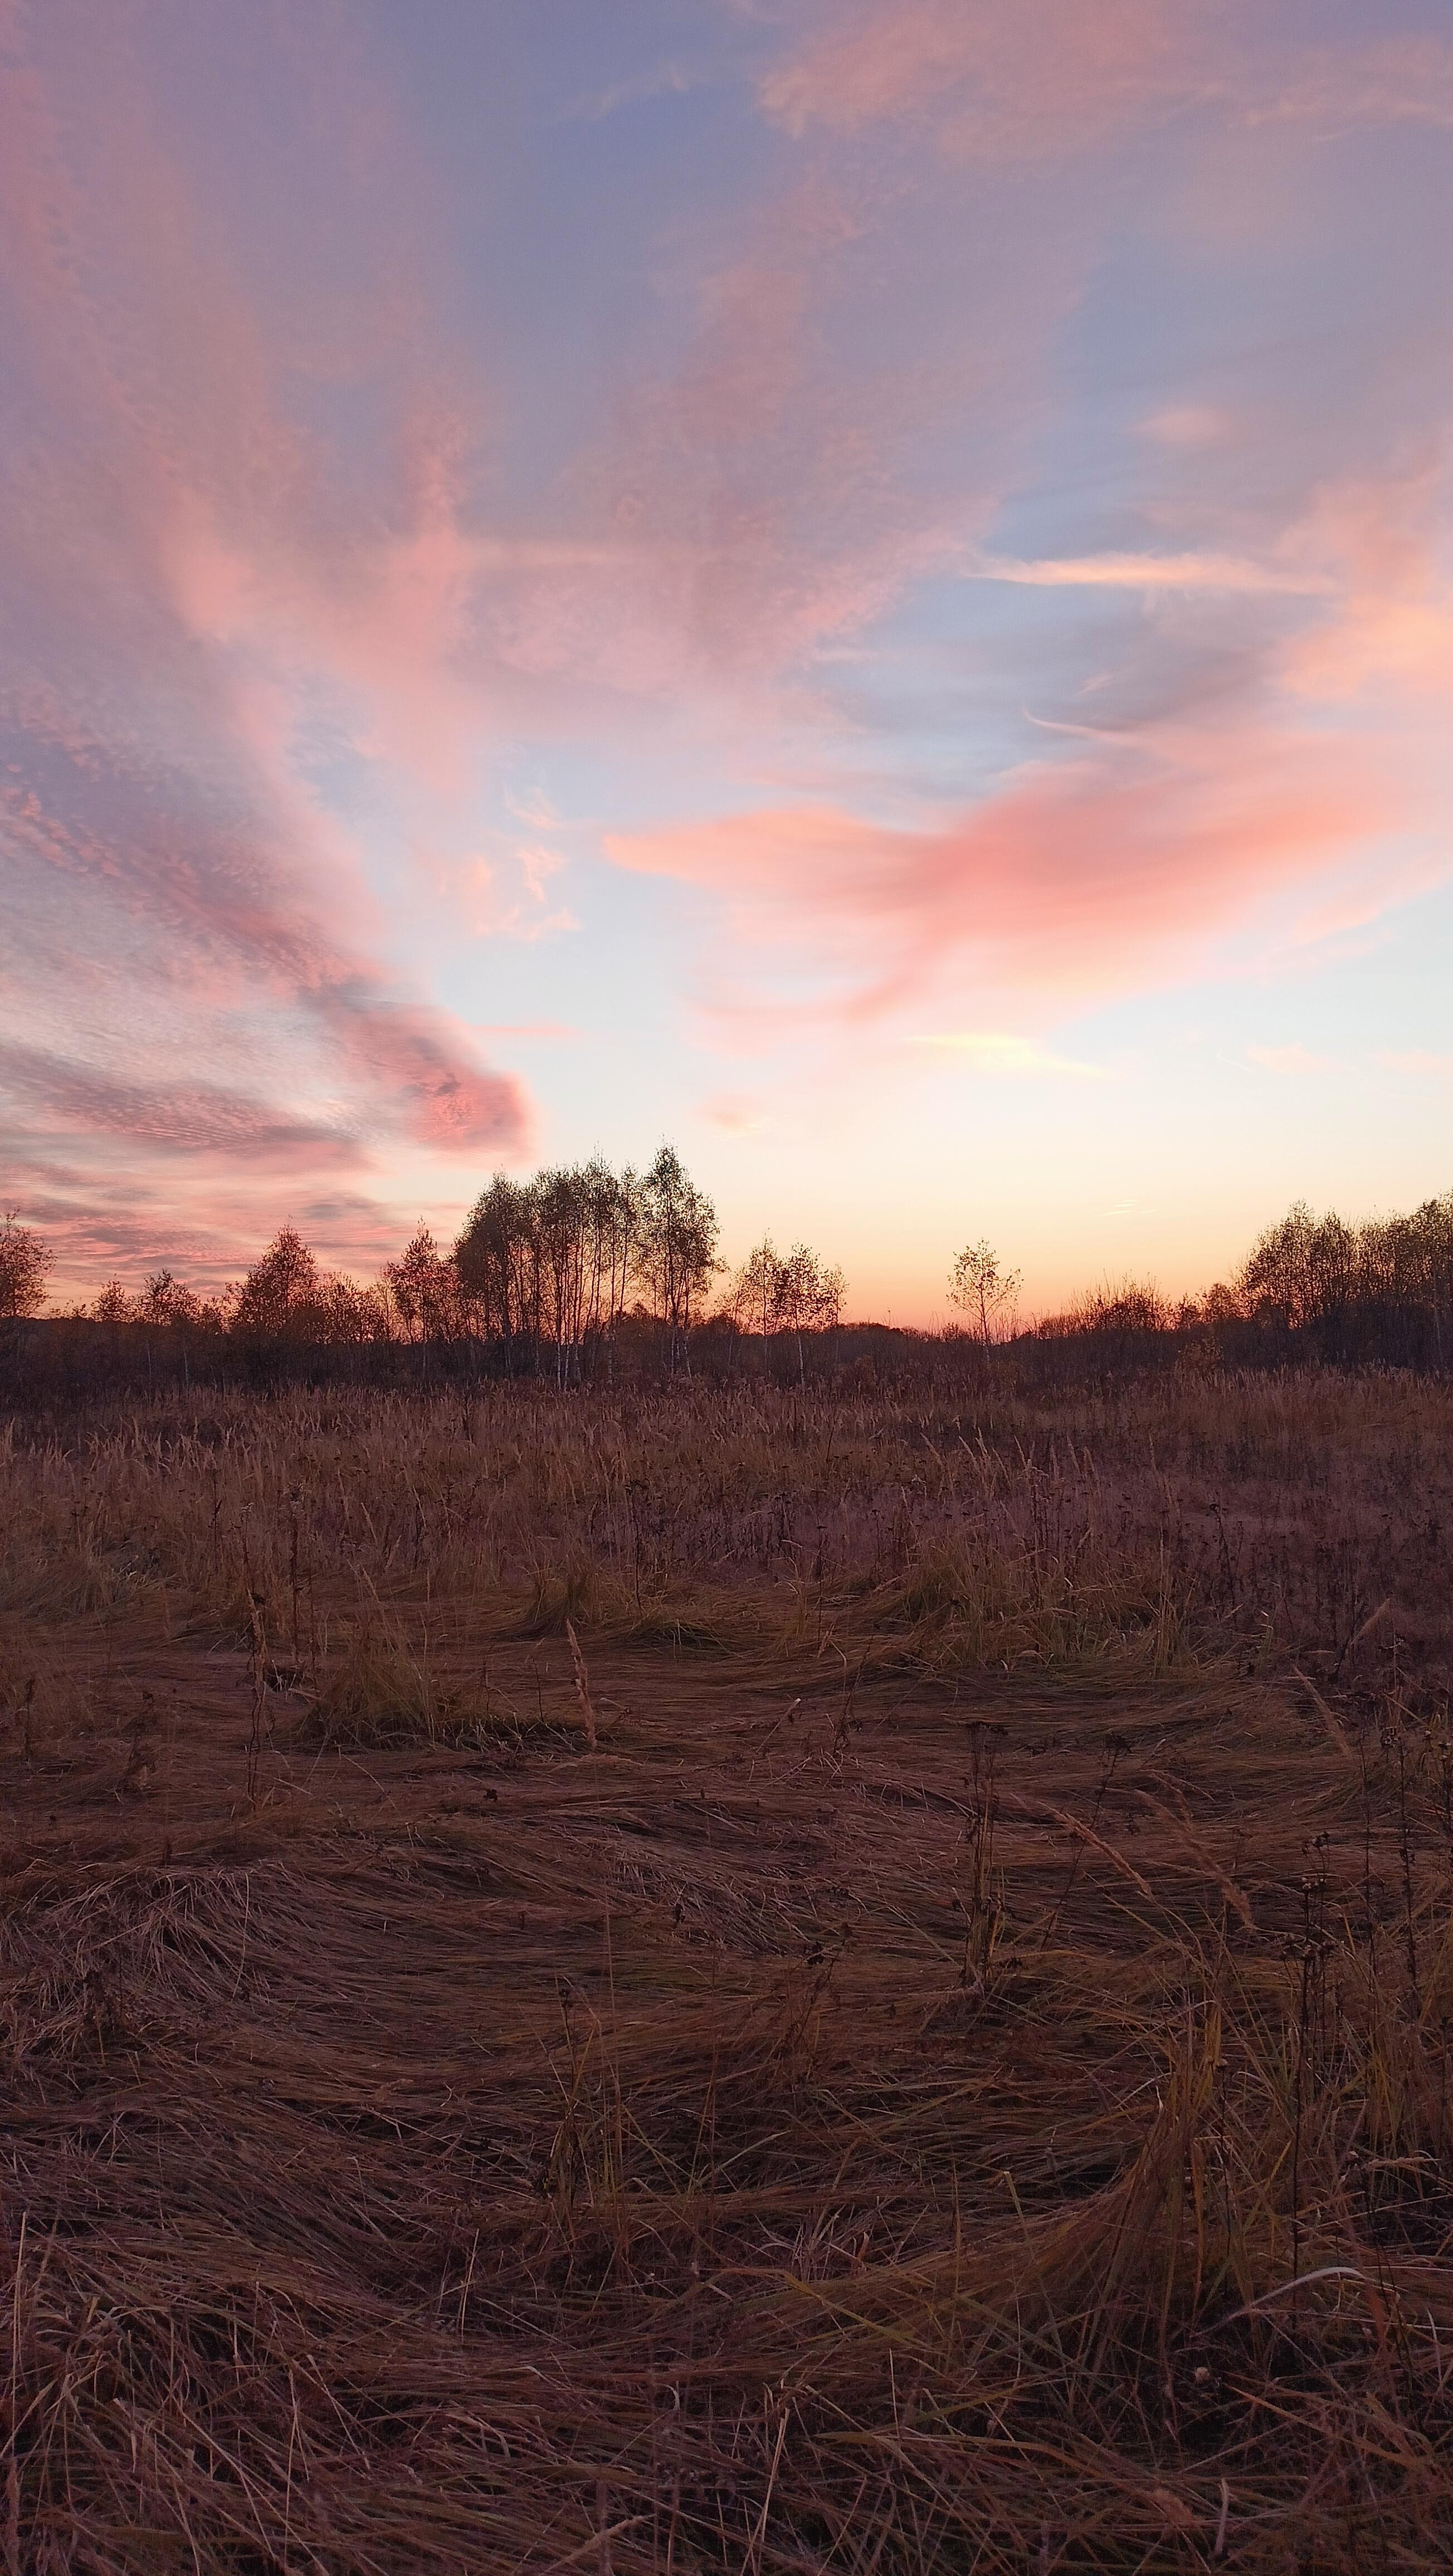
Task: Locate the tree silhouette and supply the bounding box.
[0,1213,54,1319]
[724,1237,845,1380]
[726,1238,786,1349]
[633,1148,719,1369]
[92,1280,137,1323]
[140,1272,225,1331]
[948,1239,1021,1344]
[452,1149,716,1373]
[228,1227,323,1341]
[775,1243,845,1383]
[384,1226,460,1343]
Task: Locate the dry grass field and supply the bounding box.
[4,1367,1453,2572]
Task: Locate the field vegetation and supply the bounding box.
[3,1343,1453,2570]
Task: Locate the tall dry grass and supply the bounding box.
[2,1368,1447,1687]
[2,1369,1452,2569]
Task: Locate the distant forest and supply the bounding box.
[4,1150,1453,1378]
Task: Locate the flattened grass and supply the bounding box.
[3,1370,1452,2569]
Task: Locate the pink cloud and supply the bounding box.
[702,1095,768,1134]
[1246,1043,1337,1075]
[1276,465,1453,708]
[760,0,1210,155]
[1139,406,1234,447]
[1250,38,1453,133]
[606,728,1398,1024]
[0,1040,365,1160]
[0,3,529,1276]
[760,5,1453,161]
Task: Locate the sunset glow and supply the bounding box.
[5,1,1453,1317]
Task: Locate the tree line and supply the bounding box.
[6,1180,1453,1372]
[0,1148,844,1376]
[1027,1191,1453,1366]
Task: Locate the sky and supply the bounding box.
[3,0,1453,1323]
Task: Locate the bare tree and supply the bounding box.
[1240,1201,1358,1331]
[948,1239,1021,1345]
[139,1271,224,1330]
[228,1227,325,1341]
[314,1275,394,1344]
[725,1237,785,1349]
[724,1237,845,1381]
[455,1175,542,1350]
[384,1226,460,1343]
[453,1154,704,1375]
[545,1159,641,1382]
[778,1245,844,1384]
[455,1162,641,1371]
[92,1280,138,1322]
[92,1263,296,1334]
[633,1147,719,1370]
[0,1212,53,1319]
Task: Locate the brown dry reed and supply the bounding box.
[3,1369,1453,2572]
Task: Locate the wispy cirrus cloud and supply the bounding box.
[0,1,529,1277]
[760,2,1453,156]
[579,6,1453,1094]
[607,718,1398,1028]
[974,553,1333,597]
[758,0,1213,152]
